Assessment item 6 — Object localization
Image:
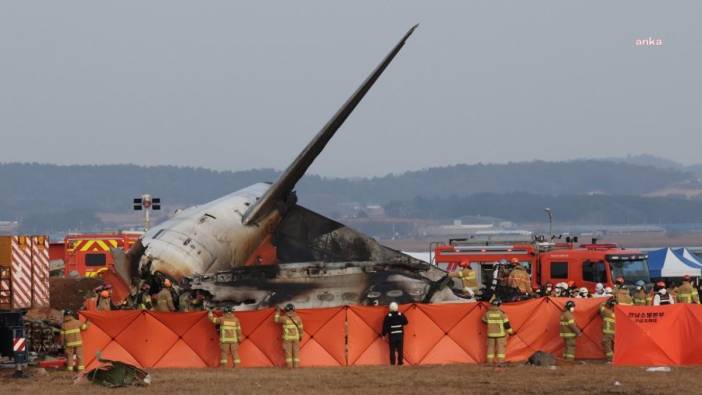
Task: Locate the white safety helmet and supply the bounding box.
[389,302,399,312]
[595,283,604,292]
[659,288,667,295]
[604,287,613,294]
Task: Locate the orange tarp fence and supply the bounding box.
[614,304,702,366]
[80,298,606,369]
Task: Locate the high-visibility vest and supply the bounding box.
[633,291,648,305]
[615,287,633,305]
[559,311,578,338]
[275,312,303,342]
[481,307,512,338]
[676,282,697,304]
[600,305,615,335]
[212,314,241,343]
[457,268,478,289]
[62,318,88,348]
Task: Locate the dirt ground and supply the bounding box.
[1,363,699,395]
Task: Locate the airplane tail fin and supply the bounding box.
[242,25,418,225]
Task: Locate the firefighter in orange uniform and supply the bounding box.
[274,304,303,368]
[155,279,176,312]
[507,258,532,294]
[559,300,581,361]
[449,262,478,297]
[481,298,513,366]
[209,307,243,367]
[61,309,89,372]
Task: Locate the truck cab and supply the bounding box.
[536,244,650,291]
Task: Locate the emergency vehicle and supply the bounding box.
[1,235,50,374]
[63,232,141,277]
[432,236,651,292]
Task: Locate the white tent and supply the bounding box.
[647,248,702,278]
[674,248,702,267]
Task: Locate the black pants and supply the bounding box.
[389,336,404,365]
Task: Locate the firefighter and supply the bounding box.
[155,279,176,312]
[632,281,649,306]
[209,307,242,367]
[481,298,513,366]
[576,287,590,298]
[61,309,89,372]
[593,283,606,298]
[540,282,555,297]
[675,275,700,304]
[613,277,633,305]
[96,285,115,311]
[599,298,617,362]
[653,283,675,306]
[507,258,532,295]
[382,302,409,366]
[83,289,98,311]
[559,300,581,361]
[448,262,478,297]
[135,283,153,310]
[274,304,303,368]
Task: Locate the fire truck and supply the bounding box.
[431,235,651,293]
[62,232,142,277]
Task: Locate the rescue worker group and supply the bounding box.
[62,265,700,370]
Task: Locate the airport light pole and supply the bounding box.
[133,194,161,231]
[544,208,553,238]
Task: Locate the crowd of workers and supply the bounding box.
[63,271,699,370]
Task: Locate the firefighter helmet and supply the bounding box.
[284,303,295,312]
[389,302,399,312]
[564,301,576,310]
[491,298,502,306]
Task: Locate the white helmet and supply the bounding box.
[604,287,613,294]
[579,287,588,294]
[659,288,667,295]
[389,302,399,312]
[595,283,604,292]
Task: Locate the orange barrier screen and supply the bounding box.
[81,298,609,369]
[613,304,702,366]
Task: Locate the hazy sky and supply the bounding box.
[1,1,700,177]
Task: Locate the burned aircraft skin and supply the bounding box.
[187,205,457,310]
[113,25,466,309]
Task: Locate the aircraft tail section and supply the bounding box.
[242,25,418,225]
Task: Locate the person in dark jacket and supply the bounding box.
[382,302,408,365]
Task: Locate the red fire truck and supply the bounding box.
[432,236,651,292]
[62,232,142,277]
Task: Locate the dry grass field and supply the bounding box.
[2,363,699,395]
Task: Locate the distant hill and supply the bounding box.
[0,160,697,232]
[600,154,684,170]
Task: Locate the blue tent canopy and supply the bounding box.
[674,248,702,267]
[647,248,702,278]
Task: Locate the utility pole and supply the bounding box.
[133,194,161,231]
[544,208,553,239]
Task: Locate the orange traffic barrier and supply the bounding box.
[80,297,610,369]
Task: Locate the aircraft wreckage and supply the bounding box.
[112,25,465,309]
